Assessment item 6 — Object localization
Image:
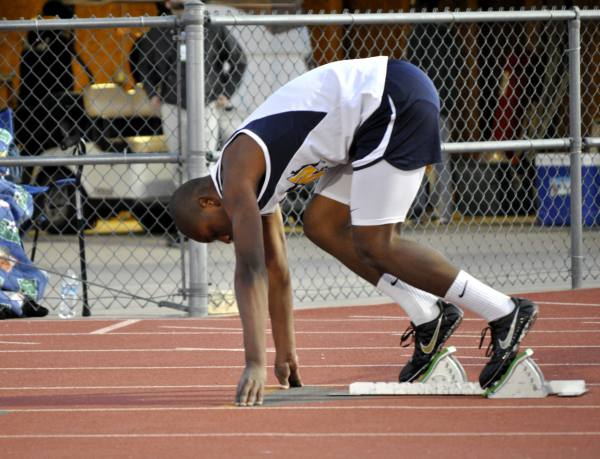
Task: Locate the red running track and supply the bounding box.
[0,288,599,458]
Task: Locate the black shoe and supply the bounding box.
[0,299,48,320]
[478,297,538,389]
[0,304,19,320]
[399,300,464,382]
[22,298,49,318]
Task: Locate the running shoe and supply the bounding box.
[478,297,539,389]
[399,300,464,382]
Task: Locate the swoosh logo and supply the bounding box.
[390,277,399,286]
[420,315,442,354]
[458,280,468,298]
[498,308,519,350]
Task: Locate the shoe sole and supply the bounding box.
[404,311,464,383]
[480,305,539,389]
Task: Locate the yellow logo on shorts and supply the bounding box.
[288,163,327,185]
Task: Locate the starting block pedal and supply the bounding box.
[349,346,586,399]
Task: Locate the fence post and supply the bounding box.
[567,7,583,289]
[184,0,208,316]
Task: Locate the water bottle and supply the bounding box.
[58,269,79,319]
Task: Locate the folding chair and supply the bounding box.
[0,107,90,317]
[0,107,47,318]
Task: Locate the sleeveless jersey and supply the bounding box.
[210,56,437,215]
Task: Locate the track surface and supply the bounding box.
[1,288,599,458]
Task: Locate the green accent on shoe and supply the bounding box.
[419,347,454,382]
[483,349,532,397]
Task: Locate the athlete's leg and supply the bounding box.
[306,167,463,382]
[349,160,513,318]
[305,165,379,283]
[304,194,378,284]
[347,59,536,387]
[305,165,442,326]
[349,159,538,387]
[354,221,458,297]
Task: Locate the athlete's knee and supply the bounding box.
[304,196,349,246]
[352,227,393,270]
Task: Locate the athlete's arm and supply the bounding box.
[262,207,303,389]
[221,134,269,406]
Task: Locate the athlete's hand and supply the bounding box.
[235,362,267,407]
[274,354,303,389]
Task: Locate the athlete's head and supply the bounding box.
[169,176,233,244]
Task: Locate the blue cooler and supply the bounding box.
[535,153,600,226]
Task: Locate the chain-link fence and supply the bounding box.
[0,6,598,316]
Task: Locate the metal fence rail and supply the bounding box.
[0,5,598,316]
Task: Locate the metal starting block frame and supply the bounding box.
[349,346,587,398]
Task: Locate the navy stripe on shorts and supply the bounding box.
[351,59,442,171]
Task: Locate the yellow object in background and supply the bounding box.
[84,211,143,235]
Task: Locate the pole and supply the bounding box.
[567,7,583,289]
[184,0,208,316]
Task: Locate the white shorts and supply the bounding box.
[314,161,425,226]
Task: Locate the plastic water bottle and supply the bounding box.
[58,269,79,319]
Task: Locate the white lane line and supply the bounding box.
[4,405,600,413]
[0,341,39,345]
[538,301,600,307]
[3,328,600,337]
[0,384,239,390]
[0,383,317,390]
[0,432,599,439]
[160,325,242,331]
[1,321,599,338]
[350,315,600,321]
[0,366,250,371]
[89,319,140,335]
[1,361,599,371]
[167,344,600,351]
[0,365,363,371]
[0,331,451,336]
[3,343,600,353]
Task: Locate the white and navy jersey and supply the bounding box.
[210,56,441,214]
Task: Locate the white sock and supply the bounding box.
[377,274,441,326]
[444,270,514,322]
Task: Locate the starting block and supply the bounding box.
[349,346,587,399]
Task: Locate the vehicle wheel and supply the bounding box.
[132,201,176,234]
[34,168,91,235]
